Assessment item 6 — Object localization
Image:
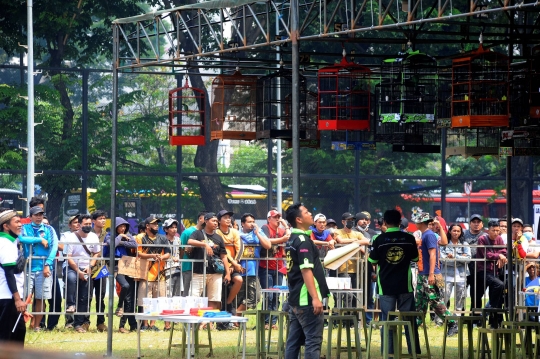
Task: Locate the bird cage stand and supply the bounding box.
[168,77,206,146]
[210,69,257,141]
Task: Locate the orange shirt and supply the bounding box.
[136,233,170,282]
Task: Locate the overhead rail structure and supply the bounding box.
[112,0,540,70]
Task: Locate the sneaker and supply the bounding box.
[118,327,129,334]
[140,325,149,332]
[447,323,459,337]
[64,323,74,330]
[33,327,43,332]
[97,323,107,332]
[74,326,87,333]
[81,323,90,331]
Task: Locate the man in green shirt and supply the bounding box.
[284,203,330,359]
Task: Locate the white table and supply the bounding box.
[330,288,364,309]
[260,288,289,310]
[135,314,249,359]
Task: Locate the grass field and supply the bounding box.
[24,313,477,359]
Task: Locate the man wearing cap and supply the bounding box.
[413,212,458,336]
[163,218,181,298]
[21,205,58,332]
[136,216,171,331]
[284,203,331,359]
[188,213,230,311]
[260,209,290,328]
[216,209,243,315]
[180,211,207,296]
[463,214,485,312]
[474,220,507,327]
[334,212,370,308]
[354,211,377,238]
[310,214,335,258]
[58,214,80,328]
[0,209,27,344]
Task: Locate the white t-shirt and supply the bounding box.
[66,232,101,269]
[60,231,79,269]
[0,236,24,299]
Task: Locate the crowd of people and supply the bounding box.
[0,198,538,356]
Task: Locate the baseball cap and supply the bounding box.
[267,210,281,218]
[526,262,538,270]
[470,214,483,222]
[217,209,234,220]
[342,212,354,220]
[68,214,80,224]
[355,212,369,220]
[314,213,326,222]
[204,212,217,221]
[163,218,179,228]
[412,212,433,224]
[326,218,337,226]
[29,206,45,215]
[400,217,409,230]
[512,218,524,226]
[144,216,161,225]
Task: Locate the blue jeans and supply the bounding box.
[258,267,283,324]
[379,293,420,355]
[285,305,324,359]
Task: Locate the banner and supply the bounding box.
[323,242,363,270]
[92,264,110,280]
[117,256,148,280]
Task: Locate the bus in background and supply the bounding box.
[0,188,25,215]
[402,189,540,234]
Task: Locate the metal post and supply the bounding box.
[506,156,514,320]
[354,150,360,212]
[176,75,182,222]
[107,24,119,356]
[268,139,274,211]
[26,0,34,213]
[82,69,89,213]
[276,12,282,211]
[440,128,447,217]
[291,0,300,203]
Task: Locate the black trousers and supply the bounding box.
[89,276,107,325]
[0,298,26,345]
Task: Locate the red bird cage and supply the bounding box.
[451,44,510,128]
[211,70,257,141]
[168,77,206,146]
[318,54,371,131]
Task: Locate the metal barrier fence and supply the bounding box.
[23,241,537,328]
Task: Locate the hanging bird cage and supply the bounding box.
[529,45,540,122]
[446,127,501,158]
[256,67,312,140]
[375,50,441,153]
[210,70,258,141]
[436,68,453,128]
[509,61,530,127]
[500,129,540,156]
[168,78,206,146]
[317,54,372,131]
[451,44,509,128]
